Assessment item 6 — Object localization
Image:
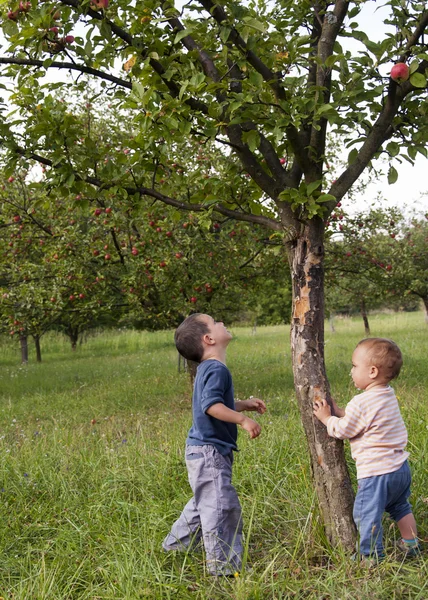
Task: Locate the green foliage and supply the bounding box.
[325,208,428,319]
[1,0,427,226]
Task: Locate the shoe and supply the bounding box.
[351,552,384,567]
[395,539,421,559]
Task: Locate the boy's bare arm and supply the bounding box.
[206,403,261,439]
[235,398,266,414]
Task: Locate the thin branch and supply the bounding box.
[14,146,283,231]
[0,57,132,89]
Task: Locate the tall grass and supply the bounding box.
[0,313,427,599]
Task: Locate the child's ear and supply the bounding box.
[369,365,379,379]
[203,333,215,346]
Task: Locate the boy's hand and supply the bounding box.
[313,399,332,426]
[241,398,266,414]
[240,416,262,439]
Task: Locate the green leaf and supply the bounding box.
[387,166,398,185]
[174,29,191,44]
[220,25,232,44]
[242,17,266,32]
[242,130,260,152]
[348,148,358,166]
[386,142,399,157]
[317,194,336,203]
[410,72,427,88]
[306,180,322,196]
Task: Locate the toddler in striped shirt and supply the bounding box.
[313,338,420,562]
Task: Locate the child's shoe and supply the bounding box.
[395,539,421,559]
[351,552,384,567]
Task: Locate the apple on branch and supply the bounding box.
[390,63,409,83]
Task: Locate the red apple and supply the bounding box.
[13,215,21,223]
[103,244,109,250]
[93,249,100,256]
[7,10,18,20]
[159,261,166,268]
[104,253,111,260]
[390,63,409,83]
[69,295,75,301]
[165,231,172,238]
[50,297,56,303]
[94,208,102,216]
[64,35,75,44]
[190,296,197,303]
[131,247,139,256]
[8,176,15,183]
[96,0,109,9]
[175,252,182,259]
[79,293,85,299]
[279,158,286,165]
[105,207,112,214]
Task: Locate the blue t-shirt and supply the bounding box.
[186,359,238,455]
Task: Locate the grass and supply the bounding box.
[0,312,427,599]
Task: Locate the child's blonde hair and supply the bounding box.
[356,338,403,380]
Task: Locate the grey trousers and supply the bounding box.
[162,444,243,575]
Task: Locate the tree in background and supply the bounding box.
[1,0,428,547]
[1,169,286,358]
[325,209,427,332]
[325,207,402,335]
[392,217,428,322]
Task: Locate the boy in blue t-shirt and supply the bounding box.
[162,313,266,576]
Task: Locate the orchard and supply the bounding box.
[1,0,428,548]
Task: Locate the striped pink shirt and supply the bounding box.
[326,385,409,479]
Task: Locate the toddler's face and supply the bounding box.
[350,346,374,390]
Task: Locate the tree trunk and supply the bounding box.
[68,326,79,351]
[20,335,28,364]
[287,218,356,550]
[187,359,198,386]
[360,299,370,336]
[423,296,428,325]
[33,335,42,362]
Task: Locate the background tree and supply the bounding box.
[392,216,428,323]
[1,0,428,548]
[325,207,403,335]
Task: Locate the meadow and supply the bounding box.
[0,312,427,600]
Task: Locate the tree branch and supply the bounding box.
[0,57,132,89]
[14,146,283,231]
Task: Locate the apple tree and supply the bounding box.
[386,215,428,322]
[324,207,403,334]
[1,0,428,548]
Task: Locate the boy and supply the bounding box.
[162,313,266,576]
[313,338,420,561]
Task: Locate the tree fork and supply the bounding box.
[288,217,356,549]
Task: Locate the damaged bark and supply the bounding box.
[287,217,356,549]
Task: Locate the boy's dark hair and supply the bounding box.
[175,313,210,363]
[357,337,403,380]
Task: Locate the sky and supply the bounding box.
[0,2,426,217]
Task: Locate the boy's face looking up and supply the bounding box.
[198,314,233,348]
